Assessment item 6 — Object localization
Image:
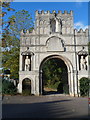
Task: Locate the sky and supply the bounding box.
[14,0,89,2]
[5,2,89,30]
[1,1,89,70]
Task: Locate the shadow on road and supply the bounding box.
[2,98,89,119]
[43,91,63,95]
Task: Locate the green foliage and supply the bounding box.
[3,47,19,79]
[42,58,69,93]
[2,2,15,35]
[47,81,60,90]
[79,77,90,96]
[2,9,34,80]
[1,2,15,18]
[43,59,62,86]
[2,79,17,95]
[8,9,34,37]
[63,84,69,94]
[22,89,31,96]
[2,2,15,50]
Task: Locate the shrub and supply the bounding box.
[79,77,90,96]
[47,81,60,90]
[57,82,63,93]
[63,84,69,94]
[22,89,31,96]
[2,79,17,95]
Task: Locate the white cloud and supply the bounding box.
[74,22,88,30]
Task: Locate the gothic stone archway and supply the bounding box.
[18,10,88,96]
[39,55,70,95]
[39,55,74,96]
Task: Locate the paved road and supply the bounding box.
[2,94,89,119]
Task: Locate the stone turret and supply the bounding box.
[20,10,74,36]
[35,10,74,35]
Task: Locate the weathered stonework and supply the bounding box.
[18,10,89,96]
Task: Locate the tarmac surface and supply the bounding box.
[2,94,89,119]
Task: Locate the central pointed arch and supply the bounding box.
[39,54,74,95]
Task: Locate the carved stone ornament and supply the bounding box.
[78,47,88,55]
[21,47,34,56]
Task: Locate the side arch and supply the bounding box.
[22,78,31,95]
[18,76,34,95]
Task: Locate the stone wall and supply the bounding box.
[18,10,89,96]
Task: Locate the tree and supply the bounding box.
[1,1,15,94]
[42,58,68,93]
[1,2,15,19]
[1,2,15,37]
[2,10,34,79]
[79,77,90,96]
[2,9,33,48]
[2,79,17,95]
[8,9,34,37]
[1,1,16,52]
[3,47,19,79]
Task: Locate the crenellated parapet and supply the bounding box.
[74,28,88,36]
[35,10,73,16]
[35,10,74,35]
[20,30,29,35]
[20,29,36,36]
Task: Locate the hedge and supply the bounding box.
[79,77,90,96]
[2,79,17,95]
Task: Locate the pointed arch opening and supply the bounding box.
[39,55,70,95]
[22,78,31,95]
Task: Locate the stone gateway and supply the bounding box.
[18,10,88,96]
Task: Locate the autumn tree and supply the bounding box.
[1,1,15,47]
[2,9,34,79]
